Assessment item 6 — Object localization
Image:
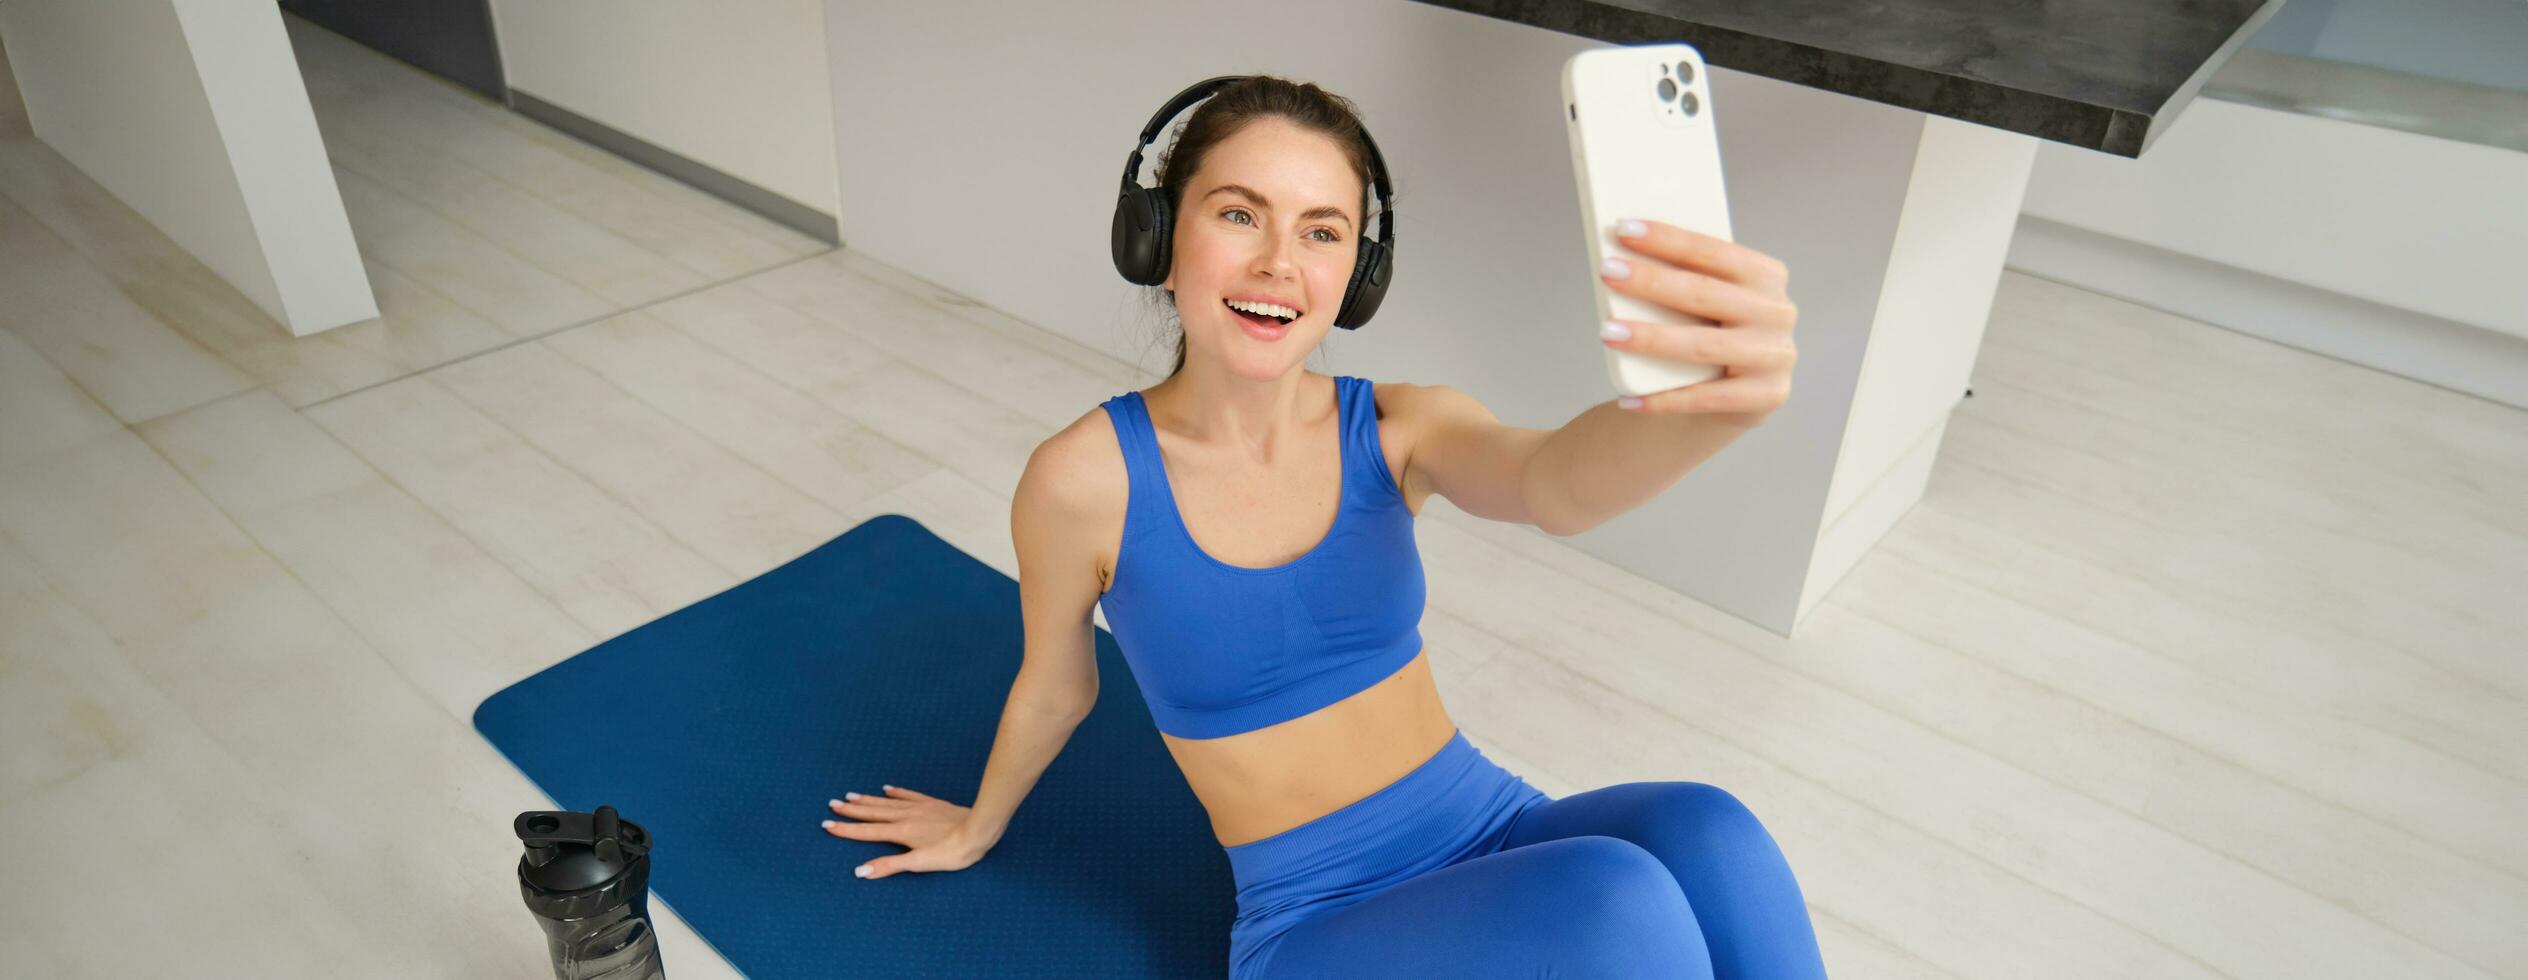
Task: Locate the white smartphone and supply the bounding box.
[1563,43,1735,397]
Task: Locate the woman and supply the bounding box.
[820,76,1822,978]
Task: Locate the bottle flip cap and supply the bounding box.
[515,805,653,919]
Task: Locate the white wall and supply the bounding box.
[1,0,376,336]
[488,0,839,220]
[2022,97,2525,340]
[2012,94,2528,408]
[2248,0,2528,93]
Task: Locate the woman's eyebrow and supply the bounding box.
[1202,184,1355,228]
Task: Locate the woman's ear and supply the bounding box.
[1161,221,1182,294]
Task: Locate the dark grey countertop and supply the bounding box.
[1409,0,2287,157]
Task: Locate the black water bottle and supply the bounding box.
[515,805,666,980]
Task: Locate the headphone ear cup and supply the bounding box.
[1110,186,1175,286]
[1333,238,1393,329]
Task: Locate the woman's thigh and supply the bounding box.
[1246,835,1714,979]
[1501,781,1828,980]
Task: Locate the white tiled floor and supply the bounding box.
[3,14,2523,980]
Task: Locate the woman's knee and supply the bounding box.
[1256,838,1710,978]
[1535,837,1711,976]
[1483,836,1694,930]
[1541,835,1689,907]
[1640,782,1787,860]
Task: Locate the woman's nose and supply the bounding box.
[1251,234,1298,278]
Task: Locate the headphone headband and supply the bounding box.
[1120,75,1395,249]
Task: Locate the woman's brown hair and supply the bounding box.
[1147,76,1382,379]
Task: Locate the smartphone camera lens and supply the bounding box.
[1677,91,1701,117]
[1676,60,1696,84]
[1657,77,1678,102]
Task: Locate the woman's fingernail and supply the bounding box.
[831,797,845,806]
[1616,219,1648,238]
[822,819,835,828]
[1600,257,1631,280]
[855,865,872,878]
[1619,396,1644,410]
[1600,320,1631,341]
[882,785,894,791]
[844,792,859,801]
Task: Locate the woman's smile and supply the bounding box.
[1223,294,1302,341]
[1226,298,1297,341]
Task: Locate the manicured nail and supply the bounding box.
[1600,320,1631,341]
[821,819,835,828]
[1619,396,1644,410]
[1600,257,1631,280]
[844,792,858,801]
[855,865,872,878]
[882,785,894,791]
[1616,219,1648,238]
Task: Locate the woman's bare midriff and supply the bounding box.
[1160,647,1459,848]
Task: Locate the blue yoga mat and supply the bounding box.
[475,514,1237,978]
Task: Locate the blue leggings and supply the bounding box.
[1225,729,1827,979]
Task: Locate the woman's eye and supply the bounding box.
[1223,208,1253,225]
[1309,228,1341,243]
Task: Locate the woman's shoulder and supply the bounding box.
[1021,401,1133,519]
[1353,375,1431,425]
[1013,401,1137,586]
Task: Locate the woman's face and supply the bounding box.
[1163,117,1365,380]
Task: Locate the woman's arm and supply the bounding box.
[1521,400,1764,536]
[959,686,1091,854]
[959,425,1114,849]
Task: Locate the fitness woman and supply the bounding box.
[821,75,1823,979]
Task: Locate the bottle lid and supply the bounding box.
[515,805,651,893]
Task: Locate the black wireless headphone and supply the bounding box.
[1111,75,1397,330]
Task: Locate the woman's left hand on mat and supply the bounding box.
[1598,218,1799,427]
[823,784,989,880]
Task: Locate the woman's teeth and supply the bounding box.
[1226,298,1297,324]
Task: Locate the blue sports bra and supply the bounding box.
[1096,375,1428,739]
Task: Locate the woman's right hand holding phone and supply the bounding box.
[822,784,994,880]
